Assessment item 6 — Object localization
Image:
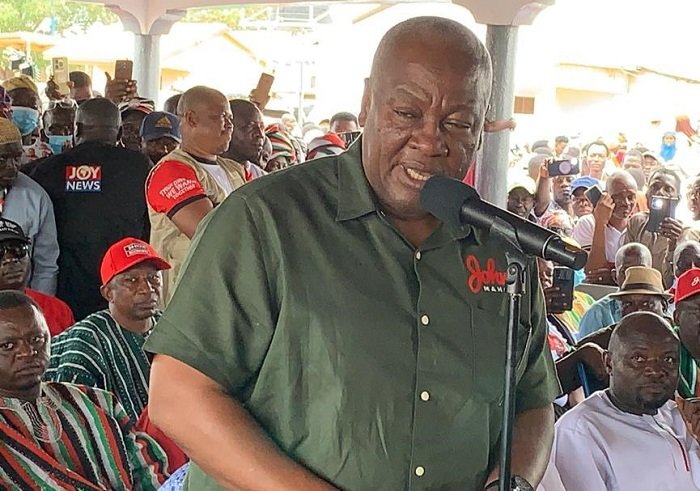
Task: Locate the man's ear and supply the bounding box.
[604,350,613,377]
[674,308,680,327]
[358,78,370,127]
[100,283,112,303]
[183,109,197,129]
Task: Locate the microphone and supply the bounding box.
[420,176,588,270]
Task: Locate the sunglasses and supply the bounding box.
[47,99,78,111]
[0,244,29,259]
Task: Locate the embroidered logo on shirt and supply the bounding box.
[465,255,507,293]
[123,243,149,257]
[65,165,102,192]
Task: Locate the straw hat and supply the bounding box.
[610,266,672,300]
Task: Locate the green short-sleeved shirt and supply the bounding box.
[145,139,560,490]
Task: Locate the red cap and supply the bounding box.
[100,238,171,285]
[674,268,700,304]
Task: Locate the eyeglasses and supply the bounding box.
[0,244,29,259]
[46,99,78,111]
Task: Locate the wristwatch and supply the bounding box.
[484,476,535,491]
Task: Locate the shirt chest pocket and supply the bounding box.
[469,299,533,403]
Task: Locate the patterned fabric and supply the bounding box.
[552,290,596,338]
[265,123,296,165]
[678,337,699,399]
[0,87,11,119]
[158,463,189,491]
[45,310,159,423]
[0,382,167,490]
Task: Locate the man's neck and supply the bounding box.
[387,214,440,248]
[608,215,628,231]
[108,305,153,335]
[223,147,247,164]
[181,142,217,162]
[0,385,41,402]
[554,200,573,215]
[607,389,659,416]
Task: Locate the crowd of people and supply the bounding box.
[0,13,699,491]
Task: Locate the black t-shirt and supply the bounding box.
[30,141,152,319]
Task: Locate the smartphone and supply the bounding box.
[251,73,274,108]
[645,196,679,233]
[584,185,603,208]
[51,57,70,96]
[550,267,574,313]
[339,131,362,147]
[548,159,580,176]
[114,60,133,81]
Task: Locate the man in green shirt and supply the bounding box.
[146,16,560,491]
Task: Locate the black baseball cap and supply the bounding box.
[0,218,30,244]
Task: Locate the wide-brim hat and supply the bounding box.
[610,266,672,300]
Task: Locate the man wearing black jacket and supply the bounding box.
[30,98,151,319]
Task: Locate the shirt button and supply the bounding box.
[415,251,422,260]
[420,391,430,401]
[420,315,430,326]
[415,466,425,477]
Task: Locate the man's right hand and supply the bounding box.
[577,343,607,381]
[676,396,700,441]
[105,72,137,103]
[593,192,615,225]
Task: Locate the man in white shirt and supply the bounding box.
[573,170,637,283]
[550,311,700,491]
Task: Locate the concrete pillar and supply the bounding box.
[477,25,518,206]
[133,33,161,105]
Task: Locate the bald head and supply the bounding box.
[229,99,259,122]
[75,97,120,145]
[368,17,492,104]
[609,312,677,356]
[178,86,227,116]
[674,241,700,277]
[606,170,637,194]
[614,243,652,287]
[177,86,233,158]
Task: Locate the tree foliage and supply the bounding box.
[183,6,268,29]
[0,0,117,33]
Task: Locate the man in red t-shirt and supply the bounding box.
[0,218,73,335]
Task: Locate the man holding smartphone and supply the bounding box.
[533,160,576,223]
[623,168,684,288]
[573,171,638,284]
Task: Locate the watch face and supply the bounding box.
[512,476,535,491]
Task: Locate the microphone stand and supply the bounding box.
[489,218,529,491]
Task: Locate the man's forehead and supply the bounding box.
[117,261,159,277]
[0,142,22,157]
[0,306,41,335]
[378,62,488,105]
[679,294,700,308]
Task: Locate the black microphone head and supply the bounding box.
[420,176,479,227]
[544,236,588,270]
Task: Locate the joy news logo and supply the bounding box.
[65,165,102,192]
